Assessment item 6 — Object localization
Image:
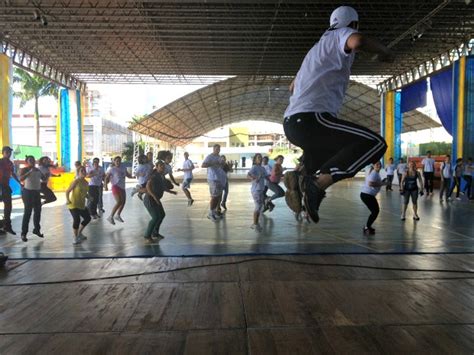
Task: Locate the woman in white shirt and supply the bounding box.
[19,156,44,242]
[360,161,385,235]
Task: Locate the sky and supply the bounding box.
[12,81,452,144]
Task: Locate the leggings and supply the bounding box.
[40,183,57,204]
[463,175,472,198]
[222,181,229,204]
[69,208,91,230]
[449,177,461,198]
[423,172,434,193]
[144,196,165,238]
[267,181,285,201]
[440,178,451,200]
[88,185,101,216]
[386,175,394,190]
[360,192,379,229]
[284,112,387,182]
[21,189,42,235]
[1,184,12,229]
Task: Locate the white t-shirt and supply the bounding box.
[440,162,452,179]
[248,165,268,193]
[396,163,407,175]
[385,164,395,175]
[422,158,435,173]
[361,170,381,196]
[203,154,226,183]
[182,159,194,180]
[107,165,127,190]
[284,27,357,118]
[135,164,152,185]
[87,166,104,186]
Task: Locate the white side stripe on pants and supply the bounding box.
[315,113,385,176]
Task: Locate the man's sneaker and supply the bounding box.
[188,199,194,206]
[32,229,44,238]
[251,224,262,232]
[115,215,125,223]
[363,227,375,235]
[107,216,115,225]
[78,234,88,241]
[72,237,81,245]
[207,212,217,222]
[284,170,303,214]
[21,234,28,242]
[302,176,326,224]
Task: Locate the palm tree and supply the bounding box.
[13,68,59,146]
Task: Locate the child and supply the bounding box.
[449,158,463,200]
[247,153,268,232]
[360,161,385,235]
[439,155,452,202]
[385,157,395,191]
[131,154,152,200]
[66,167,91,245]
[178,152,195,206]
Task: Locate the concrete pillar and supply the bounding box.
[0,54,12,148]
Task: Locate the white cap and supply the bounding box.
[329,6,359,29]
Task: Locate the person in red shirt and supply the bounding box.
[0,146,21,235]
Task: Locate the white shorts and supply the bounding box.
[209,180,224,197]
[182,178,193,190]
[252,190,265,212]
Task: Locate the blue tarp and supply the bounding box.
[430,68,453,136]
[400,79,427,113]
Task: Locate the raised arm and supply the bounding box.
[346,33,394,61]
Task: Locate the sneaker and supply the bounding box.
[4,227,16,235]
[400,214,406,221]
[363,227,375,235]
[215,211,224,219]
[92,215,99,220]
[115,215,125,223]
[251,224,262,232]
[72,237,81,245]
[144,236,153,243]
[78,234,88,241]
[153,234,165,239]
[32,229,44,238]
[456,197,461,201]
[220,202,227,210]
[107,216,115,225]
[207,212,217,222]
[302,176,326,224]
[284,170,303,214]
[21,234,28,242]
[413,215,420,221]
[268,201,275,212]
[188,199,194,207]
[262,198,270,213]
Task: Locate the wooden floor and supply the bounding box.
[0,254,473,354]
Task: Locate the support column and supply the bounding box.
[452,55,474,161]
[381,90,402,165]
[0,53,12,148]
[57,88,84,171]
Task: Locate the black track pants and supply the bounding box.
[284,112,387,182]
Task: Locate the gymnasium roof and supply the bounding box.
[129,76,440,146]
